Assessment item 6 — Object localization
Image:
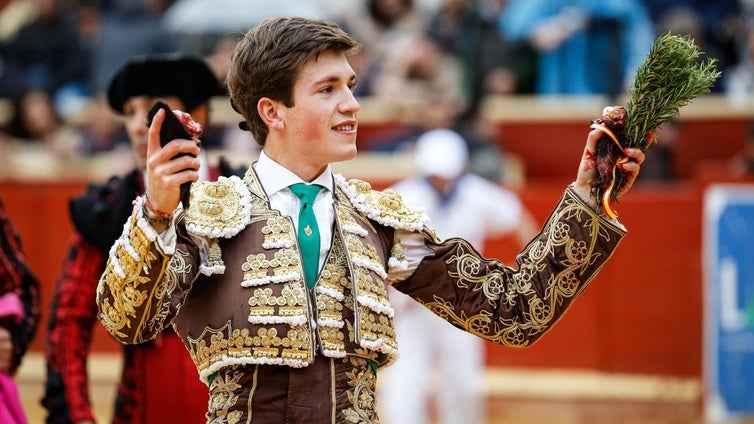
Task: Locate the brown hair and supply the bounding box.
[226,17,360,145]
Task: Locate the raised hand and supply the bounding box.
[144,108,201,217]
[573,128,645,213]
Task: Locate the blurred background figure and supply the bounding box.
[0,87,85,158]
[82,0,179,155]
[498,0,655,98]
[338,0,427,98]
[0,196,41,423]
[0,0,89,111]
[724,18,754,100]
[0,0,34,46]
[645,0,743,93]
[373,33,465,110]
[88,0,178,97]
[425,0,537,107]
[379,128,538,424]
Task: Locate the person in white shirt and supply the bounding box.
[380,128,538,424]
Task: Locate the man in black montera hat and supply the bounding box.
[42,54,234,424]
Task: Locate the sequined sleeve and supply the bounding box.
[96,194,200,344]
[392,186,626,347]
[97,176,251,345]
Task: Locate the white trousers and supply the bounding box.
[378,300,485,424]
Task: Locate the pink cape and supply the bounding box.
[0,292,28,424]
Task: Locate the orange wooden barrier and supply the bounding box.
[494,118,749,182]
[1,179,123,354]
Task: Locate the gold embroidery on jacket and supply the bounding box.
[188,321,313,381]
[97,218,157,340]
[140,248,189,336]
[422,189,622,348]
[316,236,349,356]
[207,367,244,424]
[337,204,398,359]
[185,176,253,238]
[247,283,308,322]
[345,233,385,277]
[261,216,295,248]
[341,356,379,423]
[354,271,396,354]
[241,248,300,285]
[177,172,404,378]
[338,177,427,231]
[202,239,225,273]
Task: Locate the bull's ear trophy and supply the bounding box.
[590,33,720,219]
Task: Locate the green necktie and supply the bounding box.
[289,183,323,289]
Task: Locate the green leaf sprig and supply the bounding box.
[623,33,721,151]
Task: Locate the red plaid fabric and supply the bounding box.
[42,171,210,423]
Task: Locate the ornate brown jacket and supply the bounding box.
[96,167,625,420]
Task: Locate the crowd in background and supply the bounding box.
[0,0,753,178]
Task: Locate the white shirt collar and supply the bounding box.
[254,150,334,196]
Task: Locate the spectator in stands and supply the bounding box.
[374,34,465,110]
[427,0,537,106]
[498,0,655,98]
[0,87,85,157]
[337,0,427,97]
[380,128,538,424]
[342,26,465,151]
[0,0,34,44]
[724,20,754,101]
[0,0,89,106]
[644,0,743,91]
[70,0,179,156]
[350,0,426,53]
[87,0,178,96]
[75,94,130,157]
[421,0,537,182]
[0,196,41,423]
[41,54,230,424]
[194,34,245,152]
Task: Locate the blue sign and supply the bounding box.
[705,184,754,421]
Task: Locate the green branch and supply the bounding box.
[623,33,721,150]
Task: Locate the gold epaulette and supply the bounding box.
[184,176,253,238]
[335,174,429,232]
